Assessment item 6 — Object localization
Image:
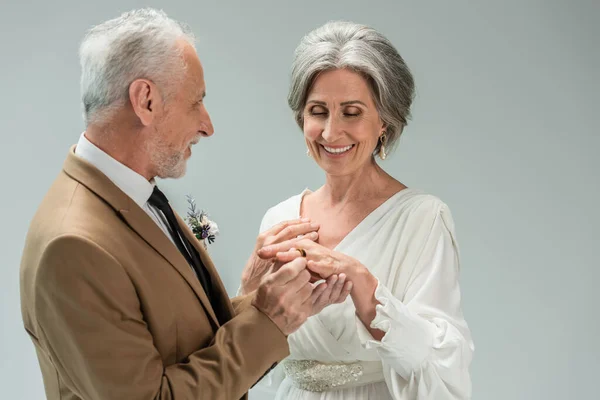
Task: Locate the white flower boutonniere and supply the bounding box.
[185,194,219,249]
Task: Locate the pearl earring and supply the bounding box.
[378,132,388,160]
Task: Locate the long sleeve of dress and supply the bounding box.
[354,201,474,399]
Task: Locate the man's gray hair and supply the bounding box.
[79,8,195,126]
[288,21,415,155]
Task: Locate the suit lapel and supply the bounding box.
[62,146,221,328]
[119,206,221,327]
[175,212,234,321]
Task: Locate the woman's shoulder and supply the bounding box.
[391,188,456,231]
[399,188,450,211]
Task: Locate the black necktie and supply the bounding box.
[148,186,220,316]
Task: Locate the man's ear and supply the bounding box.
[129,79,163,126]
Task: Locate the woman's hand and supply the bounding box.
[260,239,383,338]
[240,219,320,295]
[310,273,353,314]
[258,238,362,282]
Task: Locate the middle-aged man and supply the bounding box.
[19,8,349,400]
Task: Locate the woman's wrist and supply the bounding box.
[348,263,379,314]
[349,266,385,340]
[343,258,367,282]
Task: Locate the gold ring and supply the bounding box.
[296,248,307,257]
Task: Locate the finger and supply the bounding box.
[306,259,335,279]
[298,280,317,303]
[292,270,312,294]
[269,257,308,286]
[312,280,329,297]
[258,235,315,260]
[329,273,345,301]
[272,222,320,244]
[326,274,339,287]
[274,248,304,264]
[312,276,345,312]
[296,231,320,243]
[312,274,336,303]
[258,237,316,259]
[266,218,311,238]
[310,280,331,305]
[336,281,353,303]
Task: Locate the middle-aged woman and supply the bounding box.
[241,20,474,399]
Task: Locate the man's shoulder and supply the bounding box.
[20,171,128,327]
[25,171,125,254]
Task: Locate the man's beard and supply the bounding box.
[148,134,188,179]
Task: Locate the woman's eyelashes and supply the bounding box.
[308,106,361,117]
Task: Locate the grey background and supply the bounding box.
[1,0,598,399]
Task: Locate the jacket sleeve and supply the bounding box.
[34,234,289,400]
[230,293,254,315]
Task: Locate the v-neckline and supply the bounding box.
[295,187,415,251]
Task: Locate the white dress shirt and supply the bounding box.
[73,132,175,245]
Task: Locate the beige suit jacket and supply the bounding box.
[20,146,288,400]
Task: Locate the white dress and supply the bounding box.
[253,188,474,400]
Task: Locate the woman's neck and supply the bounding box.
[320,159,396,206]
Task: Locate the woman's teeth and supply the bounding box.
[323,145,354,154]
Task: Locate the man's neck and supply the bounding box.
[84,124,154,181]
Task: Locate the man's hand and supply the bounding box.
[268,244,353,315]
[252,257,352,335]
[240,219,319,295]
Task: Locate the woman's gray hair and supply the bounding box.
[79,8,195,126]
[288,21,415,155]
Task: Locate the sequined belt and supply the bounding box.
[283,359,384,392]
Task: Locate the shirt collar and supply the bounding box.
[74,132,154,208]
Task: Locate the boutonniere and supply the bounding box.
[185,195,219,249]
